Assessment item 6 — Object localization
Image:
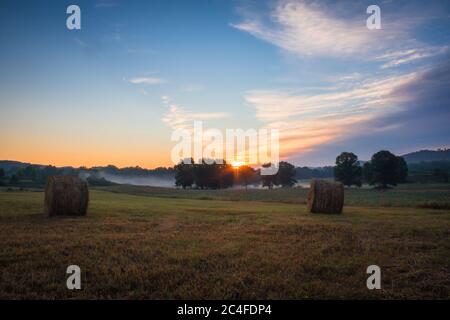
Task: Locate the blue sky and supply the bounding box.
[0,0,449,167]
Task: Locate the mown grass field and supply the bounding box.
[98,183,450,208]
[0,184,449,299]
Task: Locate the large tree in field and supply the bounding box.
[174,160,194,189]
[260,161,297,189]
[277,161,297,187]
[218,162,234,189]
[334,152,362,187]
[363,162,373,184]
[261,163,277,189]
[370,150,400,188]
[395,156,408,183]
[174,159,235,189]
[238,165,256,189]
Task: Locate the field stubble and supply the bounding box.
[0,184,449,299]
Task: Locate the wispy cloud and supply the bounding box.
[232,0,445,68]
[245,71,421,157]
[231,1,391,57]
[330,72,362,82]
[161,95,171,104]
[246,73,415,122]
[162,98,228,131]
[376,45,449,68]
[129,77,167,85]
[233,0,450,161]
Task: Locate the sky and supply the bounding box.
[0,0,449,168]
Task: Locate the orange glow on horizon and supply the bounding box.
[231,161,245,168]
[0,144,173,169]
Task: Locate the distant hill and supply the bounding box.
[0,160,32,174]
[401,149,450,164]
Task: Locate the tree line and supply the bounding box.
[0,163,175,187]
[174,159,297,189]
[334,150,408,189]
[3,149,448,189]
[174,150,410,190]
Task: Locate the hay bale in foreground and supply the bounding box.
[307,179,344,214]
[45,176,89,217]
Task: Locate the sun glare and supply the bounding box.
[231,161,245,168]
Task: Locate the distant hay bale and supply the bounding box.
[307,179,344,214]
[45,176,89,217]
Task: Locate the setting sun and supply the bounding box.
[231,161,245,168]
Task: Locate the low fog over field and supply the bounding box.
[95,172,175,187]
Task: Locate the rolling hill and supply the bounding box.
[401,149,450,163]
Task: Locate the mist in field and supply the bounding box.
[81,171,176,188]
[83,172,313,189]
[102,173,175,187]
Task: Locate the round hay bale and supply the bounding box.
[307,179,344,214]
[45,176,89,217]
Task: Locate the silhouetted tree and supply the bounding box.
[261,163,277,189]
[363,162,373,184]
[395,156,408,183]
[174,159,234,189]
[238,165,256,189]
[261,161,296,189]
[277,161,297,187]
[174,160,194,189]
[370,150,400,188]
[193,160,215,189]
[334,152,362,187]
[218,162,234,189]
